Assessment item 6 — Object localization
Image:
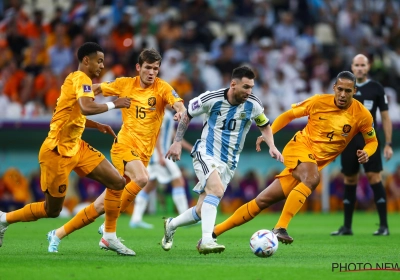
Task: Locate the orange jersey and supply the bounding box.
[44,71,95,157]
[291,94,375,163]
[101,77,182,161]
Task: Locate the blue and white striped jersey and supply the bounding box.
[188,88,269,170]
[149,109,174,164]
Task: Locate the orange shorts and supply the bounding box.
[276,137,331,197]
[39,139,105,198]
[110,142,149,176]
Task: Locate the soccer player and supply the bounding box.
[46,48,186,253]
[161,66,283,254]
[331,54,393,236]
[0,42,134,255]
[211,71,378,244]
[130,107,193,229]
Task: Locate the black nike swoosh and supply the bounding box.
[319,117,327,120]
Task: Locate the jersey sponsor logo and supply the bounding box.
[148,97,156,107]
[192,100,200,111]
[58,184,67,194]
[172,89,180,98]
[83,85,92,93]
[363,100,373,110]
[308,154,315,160]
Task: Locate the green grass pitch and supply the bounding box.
[0,212,399,280]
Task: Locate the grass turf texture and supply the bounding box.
[0,212,399,280]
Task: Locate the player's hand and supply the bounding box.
[165,142,182,162]
[174,112,183,122]
[113,97,131,109]
[269,146,284,163]
[96,123,116,138]
[256,136,265,152]
[159,156,166,166]
[383,145,393,161]
[357,149,369,164]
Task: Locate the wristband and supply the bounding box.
[385,142,392,147]
[106,102,115,111]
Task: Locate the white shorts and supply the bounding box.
[148,159,182,184]
[192,150,235,194]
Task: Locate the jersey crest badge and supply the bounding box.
[239,112,247,119]
[148,97,156,107]
[341,124,352,136]
[83,85,92,93]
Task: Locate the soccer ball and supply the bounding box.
[249,229,278,258]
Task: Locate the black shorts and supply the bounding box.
[341,133,382,176]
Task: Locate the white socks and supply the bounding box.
[201,194,220,244]
[172,187,189,214]
[131,190,149,223]
[170,206,201,229]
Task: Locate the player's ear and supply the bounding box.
[135,63,140,72]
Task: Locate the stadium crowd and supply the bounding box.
[0,0,400,122]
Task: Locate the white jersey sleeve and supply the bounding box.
[188,89,226,118]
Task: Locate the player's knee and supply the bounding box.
[134,175,148,188]
[304,174,320,190]
[46,207,62,218]
[110,176,126,190]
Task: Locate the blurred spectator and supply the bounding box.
[160,48,184,83]
[24,9,50,40]
[170,72,193,103]
[0,168,30,211]
[386,164,400,212]
[239,170,259,203]
[77,177,105,203]
[273,11,298,47]
[48,37,73,76]
[329,169,345,212]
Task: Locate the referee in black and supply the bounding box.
[331,54,393,236]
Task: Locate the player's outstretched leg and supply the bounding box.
[161,218,176,251]
[196,238,225,255]
[272,228,293,244]
[47,230,61,253]
[0,211,8,247]
[99,237,136,256]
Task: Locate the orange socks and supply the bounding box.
[6,202,47,223]
[275,183,312,229]
[64,203,100,235]
[104,189,123,233]
[214,199,262,237]
[120,181,142,212]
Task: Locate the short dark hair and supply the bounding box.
[232,66,256,80]
[335,71,356,86]
[138,48,162,66]
[77,42,104,62]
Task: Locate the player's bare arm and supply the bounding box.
[380,110,393,161]
[257,124,284,162]
[256,109,296,151]
[85,119,117,138]
[172,101,186,121]
[78,96,131,115]
[92,84,102,95]
[165,110,191,162]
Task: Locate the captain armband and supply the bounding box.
[254,113,270,127]
[363,127,376,139]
